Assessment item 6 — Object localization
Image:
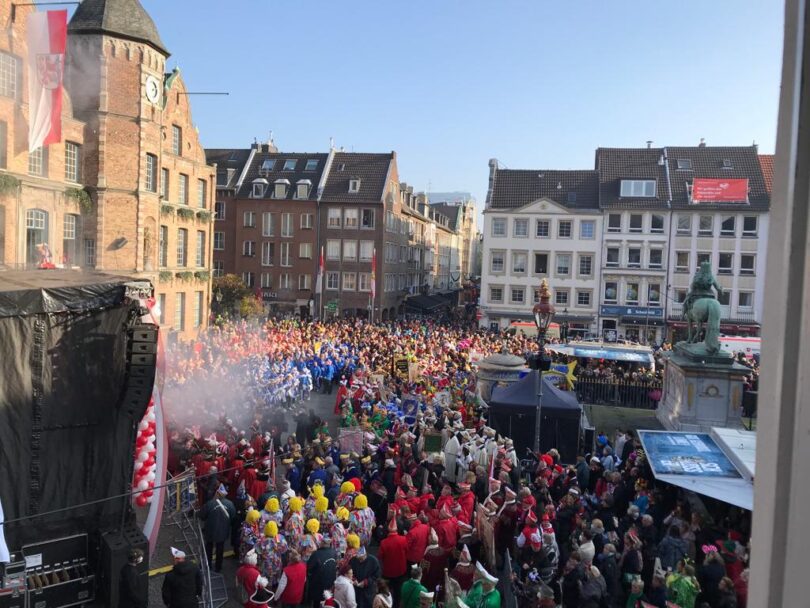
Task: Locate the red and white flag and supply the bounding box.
[27,10,67,153]
[315,246,324,294]
[371,247,377,299]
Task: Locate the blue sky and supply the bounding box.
[128,1,782,203]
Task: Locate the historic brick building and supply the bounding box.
[0,0,215,339]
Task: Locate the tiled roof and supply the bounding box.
[595,148,670,209]
[321,152,394,204]
[205,149,251,190]
[488,168,599,210]
[666,146,769,210]
[429,203,461,231]
[69,0,168,55]
[235,152,329,200]
[759,154,774,194]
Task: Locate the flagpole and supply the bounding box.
[371,247,376,324]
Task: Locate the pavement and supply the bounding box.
[148,388,339,607]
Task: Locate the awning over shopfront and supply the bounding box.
[405,295,446,312]
[638,429,755,511]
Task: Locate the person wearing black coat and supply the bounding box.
[161,553,202,608]
[698,552,727,606]
[199,486,236,573]
[561,554,585,608]
[307,541,338,605]
[595,545,621,608]
[119,549,147,608]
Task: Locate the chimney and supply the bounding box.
[646,140,653,149]
[699,138,706,147]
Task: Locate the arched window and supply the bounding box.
[25,209,48,265]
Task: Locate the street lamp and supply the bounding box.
[561,307,569,343]
[532,278,555,454]
[215,288,223,304]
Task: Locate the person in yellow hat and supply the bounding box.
[331,507,350,557]
[349,493,375,547]
[335,480,357,511]
[299,518,323,562]
[260,496,283,528]
[305,482,326,519]
[314,495,336,532]
[256,520,288,588]
[239,508,262,563]
[284,496,305,552]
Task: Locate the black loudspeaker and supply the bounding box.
[123,324,158,417]
[95,524,149,608]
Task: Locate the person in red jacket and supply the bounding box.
[274,550,307,608]
[235,549,270,608]
[378,517,409,605]
[406,514,430,567]
[456,482,475,525]
[434,504,459,553]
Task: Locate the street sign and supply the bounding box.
[325,300,338,312]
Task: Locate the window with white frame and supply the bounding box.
[299,274,311,290]
[718,252,733,274]
[491,218,506,237]
[607,213,621,233]
[626,283,639,304]
[620,179,656,197]
[300,213,313,229]
[697,252,712,268]
[242,272,255,288]
[606,247,619,267]
[555,290,569,306]
[361,209,375,229]
[280,242,291,266]
[145,154,157,191]
[740,254,755,275]
[698,215,713,236]
[358,273,371,292]
[281,213,293,237]
[535,219,549,237]
[738,292,753,309]
[159,226,168,267]
[260,273,272,288]
[604,282,618,304]
[260,212,274,236]
[579,254,593,276]
[252,181,266,198]
[629,214,643,233]
[490,251,505,273]
[213,231,224,251]
[243,211,256,228]
[174,293,185,330]
[283,159,297,171]
[720,216,736,236]
[274,180,288,199]
[178,174,188,204]
[242,240,255,257]
[195,231,205,266]
[513,218,528,237]
[28,146,46,176]
[328,208,342,228]
[512,252,527,274]
[299,243,313,259]
[62,214,80,266]
[743,216,758,237]
[296,181,310,199]
[649,249,663,269]
[628,248,641,268]
[259,159,275,174]
[677,215,691,235]
[349,179,361,193]
[510,287,525,304]
[305,159,318,171]
[343,240,357,261]
[580,220,595,239]
[556,254,571,275]
[675,251,689,272]
[172,125,182,155]
[0,53,19,99]
[213,260,224,278]
[558,220,572,238]
[326,271,339,290]
[489,286,503,303]
[65,142,81,182]
[359,240,374,261]
[261,242,274,266]
[321,241,339,263]
[279,273,291,290]
[344,208,359,228]
[84,238,96,268]
[214,201,225,220]
[648,284,661,306]
[651,214,665,234]
[197,179,207,208]
[176,228,187,266]
[342,272,356,290]
[194,291,203,328]
[161,168,170,199]
[534,253,548,274]
[577,291,591,307]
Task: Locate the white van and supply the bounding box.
[719,336,761,359]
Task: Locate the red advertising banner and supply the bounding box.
[691,178,749,203]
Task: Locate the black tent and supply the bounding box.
[488,371,583,463]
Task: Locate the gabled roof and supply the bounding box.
[205,149,252,190]
[595,148,669,209]
[68,0,169,56]
[666,146,769,210]
[488,168,599,210]
[235,152,329,200]
[429,203,462,231]
[321,152,394,204]
[759,154,774,194]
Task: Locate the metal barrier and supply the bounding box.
[575,377,662,409]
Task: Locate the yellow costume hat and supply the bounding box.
[246,508,261,524]
[289,496,303,513]
[264,497,280,513]
[346,533,360,549]
[336,507,350,521]
[315,496,329,513]
[306,518,320,534]
[264,521,278,538]
[340,481,355,494]
[354,494,368,509]
[311,484,325,499]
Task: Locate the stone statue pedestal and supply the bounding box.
[476,352,527,402]
[656,343,750,432]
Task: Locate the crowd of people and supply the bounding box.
[154,319,752,608]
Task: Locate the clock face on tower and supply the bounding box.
[145,75,161,104]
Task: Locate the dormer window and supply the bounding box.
[349,178,361,193]
[305,159,318,171]
[620,179,656,197]
[283,159,297,171]
[296,179,311,199]
[274,179,290,199]
[251,178,268,198]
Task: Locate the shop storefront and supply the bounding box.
[600,305,665,345]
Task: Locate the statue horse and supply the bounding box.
[683,297,722,353]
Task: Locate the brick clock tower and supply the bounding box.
[66,0,214,338]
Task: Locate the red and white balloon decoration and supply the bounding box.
[132,398,157,508]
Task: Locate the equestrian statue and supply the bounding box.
[682,262,724,354]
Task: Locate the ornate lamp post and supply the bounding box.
[532,279,555,453]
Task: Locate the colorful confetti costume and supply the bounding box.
[298,532,323,562]
[238,522,261,562]
[257,533,289,587]
[349,507,376,547]
[331,521,348,556]
[285,511,305,551]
